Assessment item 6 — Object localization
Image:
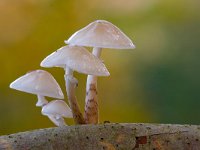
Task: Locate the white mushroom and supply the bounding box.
[40,45,109,124]
[65,20,135,124]
[10,70,64,107]
[42,100,72,126]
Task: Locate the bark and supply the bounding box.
[0,123,200,150]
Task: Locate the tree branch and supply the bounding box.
[0,123,200,149]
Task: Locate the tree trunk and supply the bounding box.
[0,123,200,150]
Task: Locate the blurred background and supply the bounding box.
[0,0,200,135]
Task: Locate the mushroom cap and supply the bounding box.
[40,45,110,76]
[10,70,64,99]
[65,20,135,49]
[42,100,73,118]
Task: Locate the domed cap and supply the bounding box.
[65,20,135,49]
[42,100,73,118]
[10,70,64,99]
[40,45,110,76]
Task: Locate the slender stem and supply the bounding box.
[48,115,66,126]
[92,47,102,57]
[64,68,85,124]
[84,47,102,124]
[36,95,48,107]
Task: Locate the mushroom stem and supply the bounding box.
[64,68,85,124]
[36,95,48,107]
[92,47,102,57]
[84,47,102,124]
[48,115,66,126]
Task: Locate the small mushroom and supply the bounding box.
[10,70,64,107]
[65,20,135,124]
[40,45,109,124]
[42,100,72,126]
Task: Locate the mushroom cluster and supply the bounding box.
[10,20,135,126]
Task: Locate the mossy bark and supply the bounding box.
[0,123,200,150]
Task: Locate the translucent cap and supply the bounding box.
[10,70,64,99]
[41,45,110,76]
[42,100,73,118]
[66,20,135,49]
